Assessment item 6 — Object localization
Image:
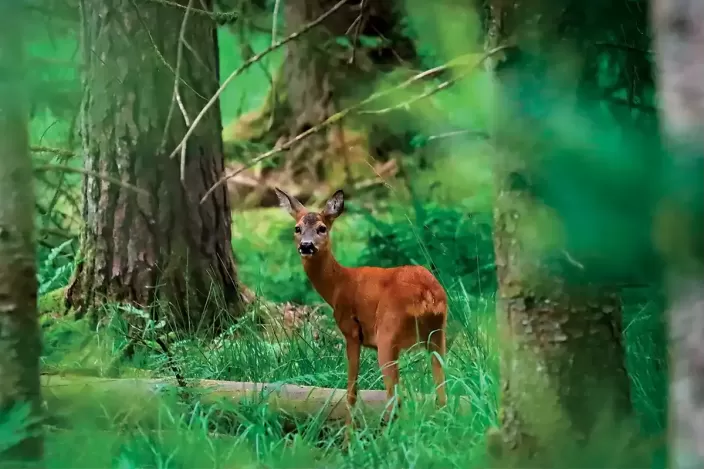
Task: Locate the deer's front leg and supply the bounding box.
[345,338,361,422]
[343,337,361,448]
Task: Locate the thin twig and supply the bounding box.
[154,337,188,388]
[34,173,82,225]
[177,92,191,181]
[148,0,236,22]
[129,0,205,100]
[35,201,80,240]
[427,129,490,142]
[168,0,350,160]
[34,164,150,197]
[357,79,453,115]
[199,45,511,204]
[358,49,507,115]
[176,0,194,181]
[180,37,218,85]
[348,0,367,65]
[271,0,281,46]
[31,145,76,159]
[160,0,193,158]
[38,226,76,242]
[266,0,282,135]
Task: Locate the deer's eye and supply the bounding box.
[317,225,327,235]
[294,226,301,234]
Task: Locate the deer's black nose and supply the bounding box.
[298,242,317,256]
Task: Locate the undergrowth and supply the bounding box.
[25,200,668,468]
[12,4,671,466]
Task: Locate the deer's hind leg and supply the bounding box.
[426,316,447,408]
[375,309,404,423]
[377,339,401,423]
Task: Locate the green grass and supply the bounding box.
[29,201,668,469]
[38,308,498,469]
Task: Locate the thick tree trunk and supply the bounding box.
[485,0,633,459]
[67,0,244,334]
[650,0,704,467]
[0,4,44,463]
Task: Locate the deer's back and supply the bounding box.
[333,264,447,347]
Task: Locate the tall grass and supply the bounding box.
[26,197,667,469]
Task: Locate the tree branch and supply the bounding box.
[168,0,351,160]
[34,164,150,197]
[199,45,512,204]
[30,145,76,159]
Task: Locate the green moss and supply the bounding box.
[39,286,68,316]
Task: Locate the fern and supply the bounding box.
[37,238,75,295]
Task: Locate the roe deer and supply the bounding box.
[274,187,448,427]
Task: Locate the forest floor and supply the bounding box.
[33,206,667,469]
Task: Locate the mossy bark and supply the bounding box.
[0,3,44,462]
[67,0,244,334]
[485,0,634,458]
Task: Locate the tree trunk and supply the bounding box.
[0,3,44,463]
[485,0,633,459]
[650,0,704,466]
[67,0,244,334]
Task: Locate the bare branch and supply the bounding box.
[173,0,193,181]
[168,0,351,161]
[30,145,76,159]
[38,226,76,242]
[148,0,237,22]
[199,45,511,204]
[347,0,367,65]
[34,164,150,197]
[426,129,490,142]
[271,0,281,46]
[129,0,206,100]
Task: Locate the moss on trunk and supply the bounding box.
[485,0,635,460]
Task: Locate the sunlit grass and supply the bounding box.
[39,290,499,469]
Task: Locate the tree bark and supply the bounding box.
[67,0,244,334]
[0,3,44,463]
[282,0,415,165]
[485,0,633,459]
[650,0,704,467]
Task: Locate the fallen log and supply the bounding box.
[41,374,471,425]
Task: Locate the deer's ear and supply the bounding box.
[274,187,306,220]
[323,189,344,220]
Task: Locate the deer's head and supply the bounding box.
[274,188,344,257]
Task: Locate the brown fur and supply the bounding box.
[274,187,449,430]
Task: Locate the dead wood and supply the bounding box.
[41,374,470,422]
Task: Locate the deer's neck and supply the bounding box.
[301,249,346,307]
